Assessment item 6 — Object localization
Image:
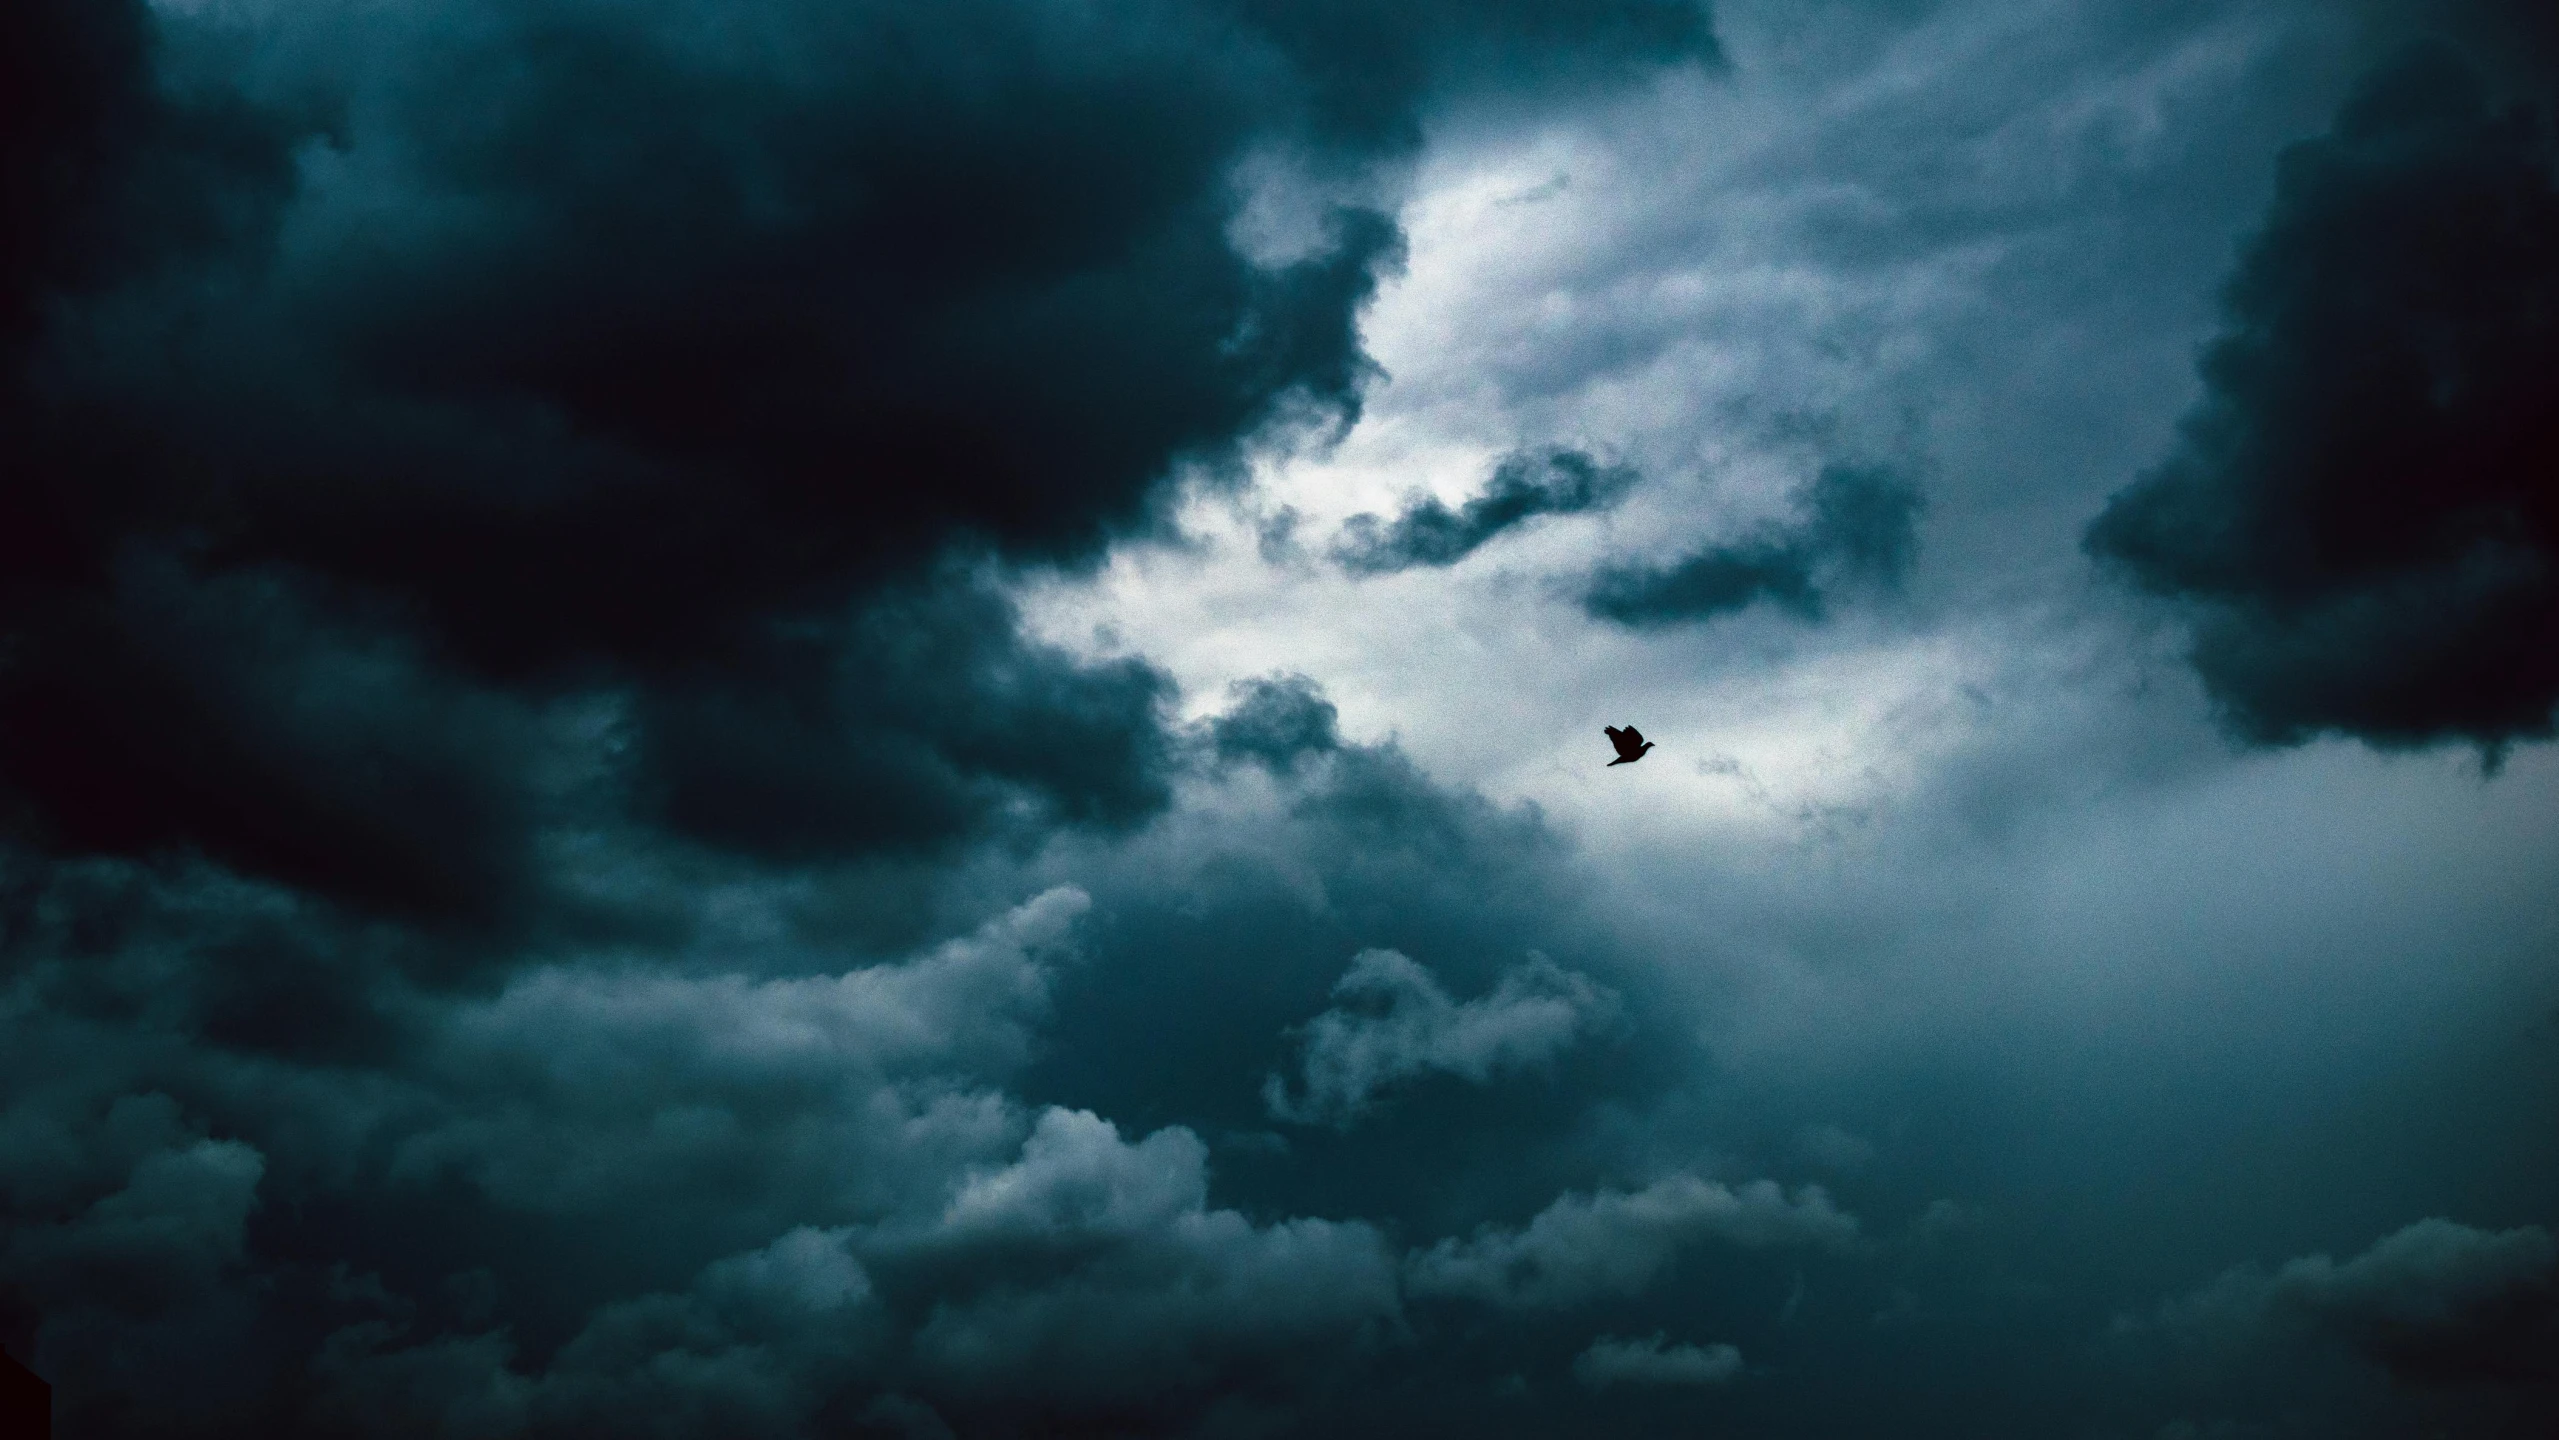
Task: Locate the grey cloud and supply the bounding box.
[2085,41,2559,752]
[0,556,552,929]
[2140,1218,2558,1387]
[1586,463,1924,627]
[1571,1332,1744,1388]
[1793,1124,1877,1174]
[1210,673,1344,772]
[1334,447,1637,573]
[312,1225,883,1439]
[4,1135,263,1315]
[1405,1175,1859,1308]
[1263,949,1619,1127]
[12,3,2559,1436]
[387,888,1091,1222]
[0,1118,272,1436]
[0,0,1717,921]
[897,1110,1402,1415]
[0,867,1426,1438]
[924,1106,1212,1245]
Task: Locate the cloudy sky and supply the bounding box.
[3,0,2555,1436]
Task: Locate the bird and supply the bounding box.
[1604,725,1654,766]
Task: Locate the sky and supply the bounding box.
[2,0,2555,1436]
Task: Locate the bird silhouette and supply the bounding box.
[1604,726,1654,766]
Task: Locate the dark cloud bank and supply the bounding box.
[2088,39,2559,754]
[0,0,1831,1434]
[5,0,2557,1437]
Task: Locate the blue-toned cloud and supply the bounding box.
[1572,1332,1744,1388]
[1406,1176,1859,1308]
[1263,949,1619,1126]
[1334,447,1638,573]
[2087,42,2559,752]
[6,1,2559,1436]
[2137,1218,2558,1388]
[1587,463,1924,627]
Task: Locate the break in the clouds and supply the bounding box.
[1333,447,1637,573]
[1585,463,1924,627]
[1262,949,1618,1126]
[2087,41,2559,752]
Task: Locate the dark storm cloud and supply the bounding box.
[629,572,1176,864]
[1585,463,1924,627]
[2085,41,2559,751]
[2138,1218,2558,1388]
[0,0,1721,920]
[1334,447,1637,573]
[0,0,1752,1424]
[0,671,1829,1438]
[1209,672,1344,771]
[0,0,297,350]
[0,557,549,927]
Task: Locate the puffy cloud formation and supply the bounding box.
[2086,42,2559,751]
[0,730,1801,1437]
[8,0,2557,1435]
[1333,448,1638,573]
[0,0,1718,921]
[2141,1218,2558,1387]
[1586,463,1924,627]
[1263,949,1619,1126]
[1405,1176,1858,1308]
[1210,673,1345,773]
[1572,1332,1745,1388]
[0,885,1422,1436]
[895,1110,1402,1412]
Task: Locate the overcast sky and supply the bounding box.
[3,0,2554,1436]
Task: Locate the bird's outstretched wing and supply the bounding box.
[1606,726,1647,761]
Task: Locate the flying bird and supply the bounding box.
[1604,725,1654,766]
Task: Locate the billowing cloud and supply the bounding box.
[1333,447,1637,573]
[0,881,1414,1437]
[892,1109,1403,1415]
[0,0,1719,921]
[1406,1176,1858,1308]
[1210,673,1345,773]
[2137,1217,2558,1387]
[1572,1332,1744,1388]
[1586,463,1924,627]
[7,1,2558,1436]
[1263,949,1619,1126]
[2085,41,2559,752]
